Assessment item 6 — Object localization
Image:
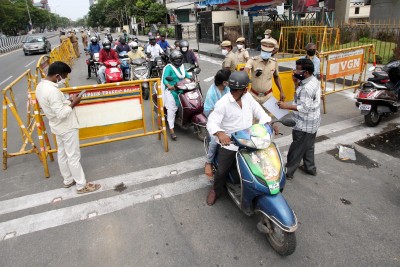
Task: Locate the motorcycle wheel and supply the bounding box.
[260,215,296,256]
[195,125,208,142]
[364,108,381,127]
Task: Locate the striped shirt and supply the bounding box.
[293,76,321,134]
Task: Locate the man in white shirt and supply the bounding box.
[206,71,275,205]
[146,36,164,59]
[36,62,101,194]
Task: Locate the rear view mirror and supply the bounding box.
[166,76,173,82]
[368,66,376,72]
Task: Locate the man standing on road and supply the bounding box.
[81,30,88,50]
[221,40,237,72]
[59,31,68,43]
[244,38,285,106]
[206,71,274,205]
[69,31,80,58]
[302,42,320,79]
[277,58,321,179]
[36,62,101,194]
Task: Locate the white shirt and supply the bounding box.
[146,44,163,59]
[36,80,79,135]
[207,92,271,151]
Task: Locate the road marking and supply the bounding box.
[24,60,36,68]
[0,175,209,241]
[0,76,13,86]
[199,55,222,65]
[0,156,205,216]
[203,76,214,82]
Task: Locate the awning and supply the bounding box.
[219,0,285,11]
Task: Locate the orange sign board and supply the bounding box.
[326,49,364,80]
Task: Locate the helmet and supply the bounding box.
[119,36,126,45]
[228,71,250,90]
[384,60,400,85]
[149,36,156,44]
[129,41,138,50]
[132,35,138,42]
[102,40,111,51]
[90,36,98,44]
[169,50,184,67]
[179,40,189,53]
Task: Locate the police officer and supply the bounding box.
[244,38,285,106]
[69,31,80,58]
[81,30,88,49]
[221,40,237,72]
[264,29,279,56]
[235,37,249,64]
[59,31,68,43]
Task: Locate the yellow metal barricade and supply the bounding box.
[2,70,53,175]
[32,79,168,177]
[319,44,376,113]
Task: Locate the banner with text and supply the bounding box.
[326,49,364,80]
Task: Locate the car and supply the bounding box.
[23,35,51,56]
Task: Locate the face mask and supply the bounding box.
[307,49,316,56]
[293,71,306,80]
[56,75,66,86]
[222,49,228,56]
[260,51,272,60]
[237,44,243,50]
[265,35,270,39]
[181,47,188,52]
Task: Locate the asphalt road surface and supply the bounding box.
[0,36,399,267]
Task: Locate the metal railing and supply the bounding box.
[0,35,27,54]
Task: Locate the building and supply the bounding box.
[369,0,400,22]
[32,0,50,11]
[166,0,197,23]
[348,0,371,23]
[89,0,98,6]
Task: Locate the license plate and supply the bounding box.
[359,104,371,110]
[188,91,199,100]
[110,67,120,73]
[268,182,279,191]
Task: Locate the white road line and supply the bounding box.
[0,175,209,241]
[0,76,13,87]
[203,76,214,82]
[24,60,36,68]
[0,156,205,216]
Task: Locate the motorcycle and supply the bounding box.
[130,57,150,100]
[85,52,100,78]
[355,60,400,126]
[152,69,208,141]
[206,116,298,256]
[183,63,202,94]
[96,59,123,84]
[118,51,130,81]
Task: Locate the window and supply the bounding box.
[355,7,360,14]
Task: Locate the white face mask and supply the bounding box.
[222,49,228,56]
[56,75,66,86]
[237,44,243,50]
[181,47,188,52]
[260,51,272,60]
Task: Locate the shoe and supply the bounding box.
[286,174,294,180]
[77,182,101,194]
[298,165,317,176]
[63,180,76,188]
[86,76,91,79]
[206,189,217,206]
[170,132,177,141]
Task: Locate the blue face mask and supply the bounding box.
[261,51,272,60]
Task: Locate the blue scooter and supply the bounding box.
[208,116,298,256]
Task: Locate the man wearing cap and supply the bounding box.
[235,37,249,64]
[264,29,279,56]
[244,38,285,105]
[81,30,88,50]
[221,40,237,72]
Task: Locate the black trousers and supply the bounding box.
[286,129,317,177]
[213,147,237,197]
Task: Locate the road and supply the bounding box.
[0,36,399,266]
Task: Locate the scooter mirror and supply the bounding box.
[165,76,173,82]
[368,66,376,72]
[277,114,296,127]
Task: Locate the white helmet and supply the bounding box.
[129,41,138,50]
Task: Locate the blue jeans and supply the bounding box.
[206,135,218,164]
[97,65,106,84]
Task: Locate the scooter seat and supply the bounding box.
[366,81,388,89]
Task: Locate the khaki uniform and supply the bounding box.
[245,56,279,104]
[235,48,249,64]
[81,33,88,49]
[222,50,237,72]
[69,33,80,58]
[60,35,68,43]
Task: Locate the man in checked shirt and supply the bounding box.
[277,58,321,179]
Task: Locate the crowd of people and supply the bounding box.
[39,28,321,202]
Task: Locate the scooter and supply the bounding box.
[130,57,150,100]
[118,51,130,81]
[86,52,100,78]
[207,116,298,256]
[355,61,400,126]
[152,69,207,141]
[97,59,123,84]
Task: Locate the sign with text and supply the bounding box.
[326,49,364,80]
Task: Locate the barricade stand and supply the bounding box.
[32,79,168,177]
[35,55,50,82]
[319,44,376,113]
[2,70,50,174]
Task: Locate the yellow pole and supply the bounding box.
[2,97,8,170]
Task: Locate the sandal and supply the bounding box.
[205,163,213,178]
[170,132,177,141]
[77,182,101,194]
[63,180,76,188]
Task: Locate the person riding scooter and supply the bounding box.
[115,36,131,77]
[179,40,198,67]
[206,71,277,206]
[98,40,119,84]
[86,36,101,79]
[162,50,192,140]
[128,41,145,62]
